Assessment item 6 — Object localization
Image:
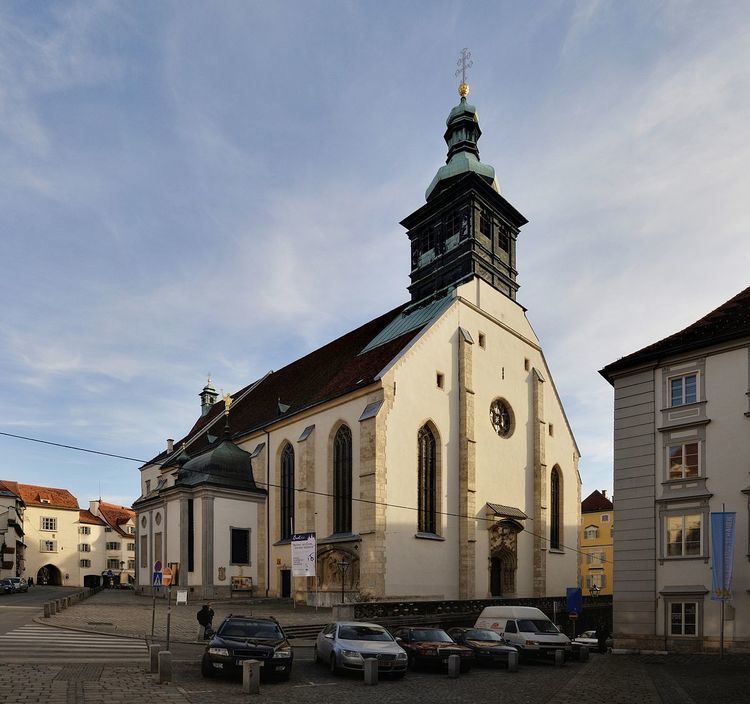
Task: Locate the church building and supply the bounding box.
[133,80,581,604]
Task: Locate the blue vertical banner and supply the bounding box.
[710,512,736,601]
[566,587,583,614]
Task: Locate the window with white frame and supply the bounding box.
[586,551,606,565]
[601,514,610,522]
[128,526,136,534]
[80,559,91,568]
[79,543,90,552]
[668,442,700,479]
[128,559,136,570]
[40,516,57,531]
[105,527,113,533]
[586,573,607,589]
[127,543,135,552]
[670,373,698,406]
[107,559,120,570]
[40,540,57,552]
[106,542,121,550]
[79,525,91,535]
[670,602,698,636]
[584,526,599,540]
[666,514,702,557]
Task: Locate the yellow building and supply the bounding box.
[580,490,614,596]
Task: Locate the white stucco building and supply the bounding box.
[602,284,750,651]
[134,86,581,604]
[0,482,135,588]
[0,482,25,579]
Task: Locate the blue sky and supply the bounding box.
[1,1,749,507]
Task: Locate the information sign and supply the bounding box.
[152,571,162,587]
[162,566,173,587]
[291,532,316,577]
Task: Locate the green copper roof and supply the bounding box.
[425,96,500,201]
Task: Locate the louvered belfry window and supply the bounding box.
[280,443,295,540]
[418,425,437,534]
[333,425,352,534]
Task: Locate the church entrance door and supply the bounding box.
[280,569,291,598]
[490,557,503,597]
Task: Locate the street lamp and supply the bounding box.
[589,584,601,599]
[336,558,350,605]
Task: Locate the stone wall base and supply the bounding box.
[615,633,750,653]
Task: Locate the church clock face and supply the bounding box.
[490,399,513,438]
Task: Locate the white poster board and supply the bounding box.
[291,532,316,577]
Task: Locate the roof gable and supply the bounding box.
[581,490,613,513]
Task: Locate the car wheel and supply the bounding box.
[278,670,291,682]
[201,656,216,679]
[329,654,338,675]
[460,662,472,674]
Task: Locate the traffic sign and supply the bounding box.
[162,566,173,587]
[568,612,579,620]
[152,571,163,587]
[107,570,113,577]
[154,560,162,572]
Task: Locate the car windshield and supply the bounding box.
[219,622,283,640]
[338,625,393,642]
[464,630,504,642]
[412,629,453,642]
[517,619,559,634]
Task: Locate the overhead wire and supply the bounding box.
[0,429,612,566]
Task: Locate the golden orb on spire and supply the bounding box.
[458,82,470,98]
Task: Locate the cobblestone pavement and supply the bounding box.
[2,653,748,704]
[43,590,332,642]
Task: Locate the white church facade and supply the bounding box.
[134,84,581,604]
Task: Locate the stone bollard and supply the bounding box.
[197,625,204,642]
[149,644,162,673]
[447,654,461,679]
[363,658,378,685]
[554,649,565,667]
[578,646,589,662]
[43,603,51,618]
[507,650,519,672]
[49,600,57,615]
[242,660,261,695]
[158,651,172,684]
[60,598,67,610]
[65,597,71,608]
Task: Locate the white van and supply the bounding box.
[475,606,571,658]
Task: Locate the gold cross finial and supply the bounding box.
[455,47,473,98]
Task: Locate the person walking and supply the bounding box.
[197,604,214,640]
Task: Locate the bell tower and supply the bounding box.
[401,55,528,304]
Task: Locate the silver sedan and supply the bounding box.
[315,622,408,677]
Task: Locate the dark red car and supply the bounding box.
[392,627,474,672]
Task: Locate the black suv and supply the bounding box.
[201,616,293,681]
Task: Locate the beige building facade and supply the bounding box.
[135,87,581,604]
[579,489,614,596]
[602,285,750,651]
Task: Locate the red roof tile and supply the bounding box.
[601,284,750,381]
[147,303,423,464]
[0,481,79,510]
[98,501,135,536]
[581,490,614,513]
[79,509,106,526]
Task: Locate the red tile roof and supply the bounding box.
[601,284,750,381]
[79,509,106,526]
[0,481,79,510]
[581,490,614,513]
[147,303,422,464]
[98,501,135,536]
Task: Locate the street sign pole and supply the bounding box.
[151,561,162,641]
[166,585,172,651]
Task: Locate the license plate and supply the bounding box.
[442,658,449,664]
[275,665,285,671]
[213,663,224,669]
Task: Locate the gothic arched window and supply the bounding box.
[333,425,352,534]
[418,425,437,534]
[280,443,295,540]
[550,466,562,549]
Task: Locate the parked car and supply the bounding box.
[475,606,572,660]
[573,630,613,652]
[0,579,14,595]
[8,577,28,593]
[201,616,293,681]
[315,622,407,678]
[447,627,518,666]
[392,627,474,672]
